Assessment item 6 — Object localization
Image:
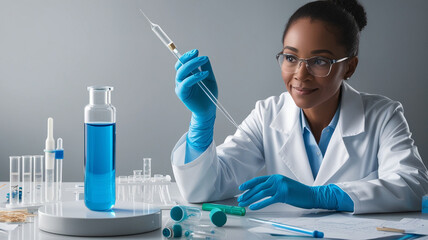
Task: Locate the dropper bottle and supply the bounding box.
[45,118,55,202]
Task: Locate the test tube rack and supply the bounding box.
[116,174,176,209]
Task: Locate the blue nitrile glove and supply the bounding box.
[237,174,354,211]
[175,49,218,154]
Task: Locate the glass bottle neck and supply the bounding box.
[89,90,111,105]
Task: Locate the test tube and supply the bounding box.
[184,225,226,240]
[117,176,128,201]
[170,205,202,223]
[56,138,64,201]
[33,155,44,203]
[163,221,226,239]
[21,155,33,205]
[143,158,151,179]
[9,156,21,206]
[133,170,143,182]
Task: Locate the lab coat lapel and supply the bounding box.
[271,94,315,185]
[314,82,365,185]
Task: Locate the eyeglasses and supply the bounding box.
[276,52,349,77]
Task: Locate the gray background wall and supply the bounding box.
[1,0,427,181]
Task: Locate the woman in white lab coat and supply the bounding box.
[171,0,428,214]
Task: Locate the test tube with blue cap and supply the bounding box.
[163,220,226,239]
[170,205,202,223]
[56,138,64,201]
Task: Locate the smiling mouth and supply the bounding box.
[293,87,318,95]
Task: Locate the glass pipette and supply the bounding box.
[139,9,247,135]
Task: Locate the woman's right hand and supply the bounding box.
[175,49,218,121]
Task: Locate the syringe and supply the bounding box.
[139,9,247,135]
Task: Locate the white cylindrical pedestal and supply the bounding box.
[38,201,161,236]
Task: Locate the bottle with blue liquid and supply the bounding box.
[84,86,116,211]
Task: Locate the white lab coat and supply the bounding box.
[171,82,428,214]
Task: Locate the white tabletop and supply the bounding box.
[1,182,427,240]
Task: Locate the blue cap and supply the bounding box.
[172,224,182,238]
[162,227,172,238]
[314,231,324,238]
[55,150,64,159]
[162,225,182,238]
[170,206,184,222]
[210,208,227,227]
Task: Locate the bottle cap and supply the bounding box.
[170,206,184,222]
[162,224,182,238]
[210,208,227,227]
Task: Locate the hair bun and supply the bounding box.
[329,0,367,31]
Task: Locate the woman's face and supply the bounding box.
[281,18,355,110]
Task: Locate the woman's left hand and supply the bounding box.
[237,174,317,210]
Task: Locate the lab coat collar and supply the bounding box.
[339,82,365,137]
[270,81,365,185]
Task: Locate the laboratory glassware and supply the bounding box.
[45,117,55,202]
[22,155,33,205]
[143,157,151,179]
[9,156,21,206]
[33,155,44,203]
[133,170,143,182]
[84,86,116,211]
[139,10,250,138]
[56,138,64,201]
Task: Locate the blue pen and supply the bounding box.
[248,217,324,238]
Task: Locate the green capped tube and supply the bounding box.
[202,203,246,216]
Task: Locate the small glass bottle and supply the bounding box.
[84,86,116,211]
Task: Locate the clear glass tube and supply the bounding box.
[45,162,54,202]
[56,138,63,201]
[162,220,226,239]
[33,155,44,204]
[185,225,226,240]
[21,155,33,205]
[133,170,143,182]
[143,158,151,179]
[9,156,21,206]
[170,205,201,223]
[56,158,63,201]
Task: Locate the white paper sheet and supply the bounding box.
[248,215,402,239]
[0,222,18,232]
[381,218,428,235]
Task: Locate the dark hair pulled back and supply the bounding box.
[282,0,367,57]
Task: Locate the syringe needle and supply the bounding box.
[139,10,251,140]
[139,9,154,26]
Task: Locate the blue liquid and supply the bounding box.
[84,123,116,211]
[423,196,428,213]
